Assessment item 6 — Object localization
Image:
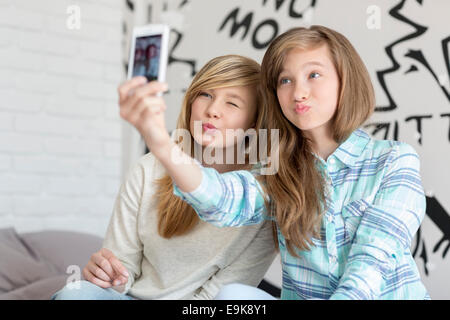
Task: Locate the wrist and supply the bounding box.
[149,135,174,158]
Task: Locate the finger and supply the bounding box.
[112,274,128,286]
[91,252,115,279]
[120,90,166,123]
[108,255,129,278]
[127,96,166,124]
[83,267,112,288]
[83,269,113,289]
[116,275,129,285]
[121,81,168,113]
[118,76,148,103]
[101,248,129,278]
[86,260,112,282]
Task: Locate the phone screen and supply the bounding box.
[132,34,162,81]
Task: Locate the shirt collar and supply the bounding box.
[332,128,371,167]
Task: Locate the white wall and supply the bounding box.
[0,0,125,237]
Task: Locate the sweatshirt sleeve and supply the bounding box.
[173,162,271,227]
[102,159,146,294]
[192,220,277,300]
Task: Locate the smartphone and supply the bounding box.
[127,24,170,82]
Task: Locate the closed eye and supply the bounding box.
[228,102,239,108]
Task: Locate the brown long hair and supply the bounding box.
[156,55,264,238]
[260,25,375,256]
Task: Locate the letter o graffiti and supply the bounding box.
[252,19,278,49]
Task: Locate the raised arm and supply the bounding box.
[172,163,268,227]
[118,77,203,193]
[118,78,269,227]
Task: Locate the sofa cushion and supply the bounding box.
[0,228,102,300]
[20,230,103,273]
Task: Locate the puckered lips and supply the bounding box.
[295,103,311,114]
[202,122,217,133]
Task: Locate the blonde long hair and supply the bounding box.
[156,55,264,238]
[260,25,375,256]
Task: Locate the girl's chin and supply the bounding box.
[194,139,233,149]
[193,135,217,146]
[193,134,237,149]
[289,119,318,132]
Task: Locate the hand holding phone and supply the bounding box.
[118,77,170,151]
[123,24,171,151]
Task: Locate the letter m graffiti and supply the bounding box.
[218,7,253,40]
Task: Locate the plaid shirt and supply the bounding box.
[173,129,429,299]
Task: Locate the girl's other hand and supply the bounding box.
[82,248,129,288]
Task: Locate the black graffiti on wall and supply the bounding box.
[122,0,135,76]
[367,0,450,141]
[122,0,197,77]
[365,0,450,277]
[413,196,450,276]
[219,0,317,50]
[167,29,197,77]
[364,113,450,144]
[167,0,317,88]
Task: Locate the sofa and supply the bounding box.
[0,227,281,300]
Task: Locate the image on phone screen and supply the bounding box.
[132,34,162,81]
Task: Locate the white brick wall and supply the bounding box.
[0,0,126,238]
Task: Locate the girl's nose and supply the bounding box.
[206,101,221,118]
[294,83,310,101]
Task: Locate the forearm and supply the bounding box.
[330,239,397,300]
[146,135,202,193]
[145,134,268,227]
[330,259,383,300]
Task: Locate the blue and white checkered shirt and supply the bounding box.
[173,129,429,299]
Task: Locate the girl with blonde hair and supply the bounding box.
[51,55,276,300]
[112,26,429,300]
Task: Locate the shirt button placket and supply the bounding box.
[330,255,337,265]
[325,162,338,276]
[327,214,334,223]
[325,214,338,276]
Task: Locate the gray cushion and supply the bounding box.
[0,275,69,300]
[0,228,103,300]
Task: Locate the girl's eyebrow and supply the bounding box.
[226,93,246,105]
[279,61,326,75]
[209,88,246,105]
[302,61,326,68]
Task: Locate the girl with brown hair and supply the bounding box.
[51,55,276,300]
[112,26,429,300]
